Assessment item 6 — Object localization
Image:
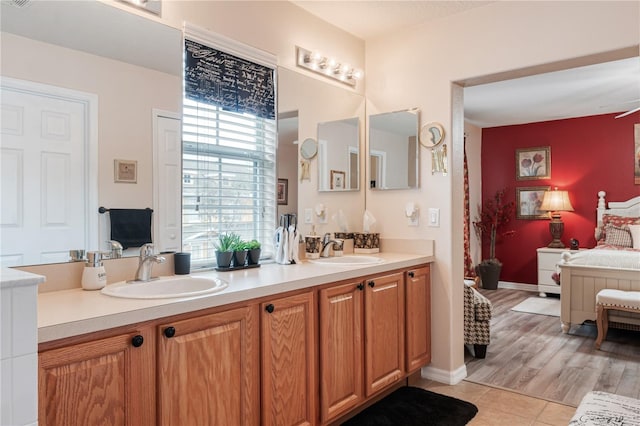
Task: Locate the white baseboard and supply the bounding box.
[420,363,467,385]
[497,281,538,292]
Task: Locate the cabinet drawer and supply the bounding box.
[538,268,558,286]
[538,254,561,270]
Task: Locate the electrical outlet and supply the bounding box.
[428,208,440,227]
[304,208,313,224]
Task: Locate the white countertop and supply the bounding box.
[1,268,45,289]
[38,252,432,343]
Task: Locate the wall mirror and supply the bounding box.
[277,67,365,229]
[318,117,360,192]
[300,138,318,159]
[0,1,182,266]
[368,109,420,190]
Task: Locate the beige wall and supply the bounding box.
[365,1,639,378]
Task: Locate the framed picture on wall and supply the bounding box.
[516,186,550,219]
[330,170,346,190]
[277,178,288,205]
[114,159,137,183]
[515,146,551,180]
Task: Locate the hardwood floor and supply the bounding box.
[464,288,640,407]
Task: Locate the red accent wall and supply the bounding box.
[481,112,640,286]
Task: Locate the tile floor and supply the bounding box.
[410,377,576,425]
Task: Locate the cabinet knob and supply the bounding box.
[408,271,415,278]
[164,326,176,338]
[265,304,275,314]
[131,335,144,347]
[357,283,364,291]
[368,280,375,288]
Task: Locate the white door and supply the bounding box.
[1,80,94,266]
[153,110,182,253]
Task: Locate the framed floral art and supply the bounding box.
[516,186,550,219]
[516,146,550,180]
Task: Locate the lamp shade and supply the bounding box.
[540,189,574,212]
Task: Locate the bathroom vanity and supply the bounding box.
[37,253,432,426]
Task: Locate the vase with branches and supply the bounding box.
[472,190,515,289]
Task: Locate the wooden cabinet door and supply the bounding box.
[405,266,431,372]
[157,305,259,426]
[364,272,405,397]
[261,291,316,426]
[319,280,364,423]
[39,327,155,426]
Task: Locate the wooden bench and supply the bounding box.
[595,289,640,349]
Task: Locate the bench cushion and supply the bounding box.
[596,289,640,310]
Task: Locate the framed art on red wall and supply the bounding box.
[515,146,550,180]
[516,186,550,219]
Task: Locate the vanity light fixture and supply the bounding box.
[118,0,162,15]
[296,46,363,87]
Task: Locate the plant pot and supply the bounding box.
[215,250,233,269]
[232,250,248,268]
[247,248,261,265]
[476,262,502,290]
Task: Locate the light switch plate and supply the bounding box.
[318,208,328,224]
[428,208,440,227]
[304,208,313,224]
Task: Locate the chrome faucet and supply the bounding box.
[133,243,165,282]
[321,233,344,258]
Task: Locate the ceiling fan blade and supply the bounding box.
[615,106,640,119]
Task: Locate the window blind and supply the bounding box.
[183,34,276,267]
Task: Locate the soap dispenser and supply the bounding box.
[82,251,107,290]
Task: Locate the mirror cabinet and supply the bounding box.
[368,109,420,190]
[318,117,360,192]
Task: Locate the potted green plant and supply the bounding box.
[231,239,249,268]
[473,190,515,290]
[246,239,261,265]
[215,233,240,268]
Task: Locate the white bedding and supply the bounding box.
[561,249,640,271]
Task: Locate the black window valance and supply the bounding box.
[184,39,275,120]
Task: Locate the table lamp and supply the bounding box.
[540,187,574,248]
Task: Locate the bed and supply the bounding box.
[559,191,640,333]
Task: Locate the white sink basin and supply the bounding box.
[308,255,384,266]
[101,276,227,299]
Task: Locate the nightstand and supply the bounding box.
[537,247,580,297]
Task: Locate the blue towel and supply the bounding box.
[108,209,152,249]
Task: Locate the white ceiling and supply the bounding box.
[293,1,640,128]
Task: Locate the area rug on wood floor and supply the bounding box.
[511,297,560,317]
[342,386,478,426]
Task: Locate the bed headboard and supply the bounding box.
[596,191,640,227]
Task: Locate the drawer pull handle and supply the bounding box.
[131,335,144,347]
[164,326,176,338]
[265,304,275,314]
[408,271,415,278]
[368,281,375,288]
[357,283,364,291]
